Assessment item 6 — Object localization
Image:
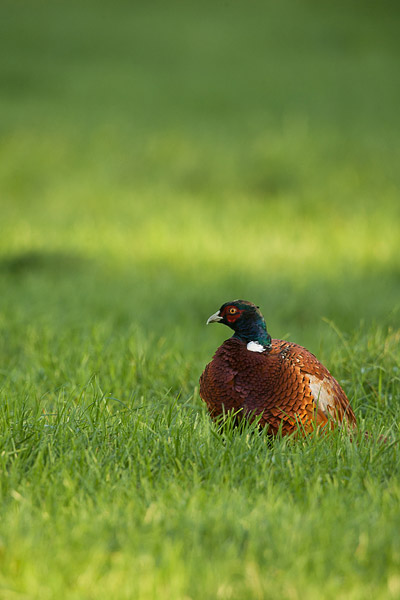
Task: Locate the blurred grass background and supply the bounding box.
[1,1,400,598]
[1,0,399,349]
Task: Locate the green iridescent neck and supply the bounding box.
[232,317,271,348]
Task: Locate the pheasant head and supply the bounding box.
[206,300,272,351]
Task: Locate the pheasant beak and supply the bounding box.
[206,310,223,325]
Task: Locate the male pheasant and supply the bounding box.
[199,300,356,435]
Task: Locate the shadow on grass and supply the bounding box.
[0,249,398,360]
[0,250,89,276]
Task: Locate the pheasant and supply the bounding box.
[199,300,356,436]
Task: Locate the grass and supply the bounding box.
[1,0,400,598]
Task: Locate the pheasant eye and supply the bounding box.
[229,307,237,314]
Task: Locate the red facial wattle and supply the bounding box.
[224,308,243,323]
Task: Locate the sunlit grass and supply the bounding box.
[0,335,399,600]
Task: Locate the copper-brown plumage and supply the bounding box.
[200,300,356,436]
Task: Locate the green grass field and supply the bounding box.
[1,1,400,598]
